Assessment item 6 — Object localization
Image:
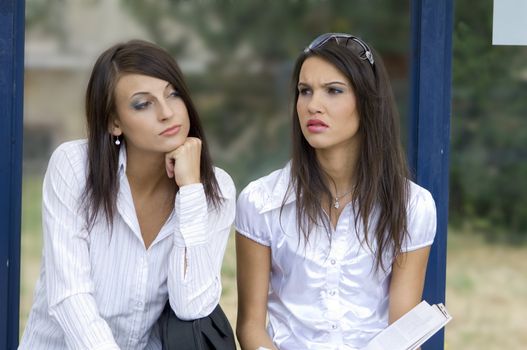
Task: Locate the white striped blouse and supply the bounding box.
[19,139,236,350]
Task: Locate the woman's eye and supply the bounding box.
[298,88,311,95]
[132,101,151,110]
[328,87,343,94]
[168,90,180,98]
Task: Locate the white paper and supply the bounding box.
[363,301,452,350]
[492,0,527,45]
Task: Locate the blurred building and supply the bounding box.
[23,0,208,173]
[24,0,148,172]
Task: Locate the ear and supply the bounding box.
[108,117,123,136]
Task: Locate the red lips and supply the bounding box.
[306,119,328,133]
[159,125,181,136]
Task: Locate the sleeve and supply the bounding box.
[42,145,119,349]
[234,182,272,247]
[167,168,236,320]
[402,184,437,252]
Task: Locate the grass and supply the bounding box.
[19,175,43,333]
[445,231,527,349]
[19,175,527,349]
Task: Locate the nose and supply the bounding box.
[158,99,174,121]
[306,91,323,115]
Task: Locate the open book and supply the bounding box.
[363,301,452,350]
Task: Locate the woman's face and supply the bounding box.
[296,56,361,153]
[111,73,190,154]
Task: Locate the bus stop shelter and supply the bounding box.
[0,0,452,348]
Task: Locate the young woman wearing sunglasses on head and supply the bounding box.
[19,40,235,350]
[235,33,437,350]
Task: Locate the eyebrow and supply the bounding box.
[130,92,149,99]
[130,83,174,99]
[297,81,348,87]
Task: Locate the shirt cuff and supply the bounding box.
[174,183,208,247]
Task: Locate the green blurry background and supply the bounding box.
[21,1,527,349]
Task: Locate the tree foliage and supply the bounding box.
[26,0,68,44]
[451,0,527,239]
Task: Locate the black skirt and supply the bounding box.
[159,302,236,350]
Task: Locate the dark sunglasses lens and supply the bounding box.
[309,33,333,50]
[306,34,373,65]
[345,38,368,59]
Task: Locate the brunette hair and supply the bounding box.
[82,39,221,230]
[286,37,410,271]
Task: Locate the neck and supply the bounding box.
[315,142,359,194]
[125,148,173,195]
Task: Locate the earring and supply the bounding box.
[114,136,121,146]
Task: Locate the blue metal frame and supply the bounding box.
[0,0,25,349]
[409,0,453,349]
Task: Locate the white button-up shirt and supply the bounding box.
[19,140,236,350]
[235,163,436,350]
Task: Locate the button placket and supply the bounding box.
[326,215,349,334]
[130,253,149,344]
[325,251,341,334]
[139,255,150,306]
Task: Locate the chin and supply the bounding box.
[304,137,331,150]
[167,133,189,146]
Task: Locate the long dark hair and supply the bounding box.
[82,39,221,231]
[286,39,409,271]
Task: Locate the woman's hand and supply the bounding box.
[165,137,202,186]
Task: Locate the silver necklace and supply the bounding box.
[333,189,353,209]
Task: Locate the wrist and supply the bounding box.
[176,177,201,187]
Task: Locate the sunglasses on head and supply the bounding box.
[304,33,375,66]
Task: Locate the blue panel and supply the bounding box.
[409,0,453,349]
[0,0,25,349]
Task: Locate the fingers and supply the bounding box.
[165,137,202,186]
[165,154,175,178]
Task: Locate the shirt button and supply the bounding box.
[330,259,336,265]
[331,324,338,330]
[137,301,143,307]
[329,290,336,296]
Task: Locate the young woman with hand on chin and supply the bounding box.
[235,33,437,350]
[19,40,236,350]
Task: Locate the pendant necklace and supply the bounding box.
[333,189,353,209]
